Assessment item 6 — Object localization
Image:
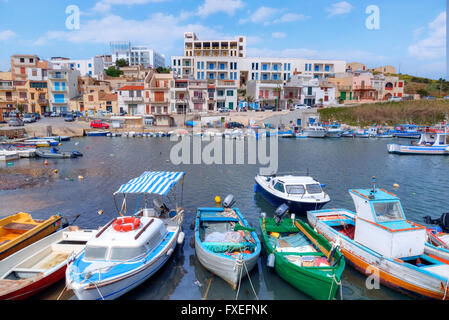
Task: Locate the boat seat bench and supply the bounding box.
[202,241,254,253]
[3,223,37,231]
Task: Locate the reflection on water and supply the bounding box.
[1,136,446,300]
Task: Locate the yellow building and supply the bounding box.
[70,85,118,115]
[0,72,16,114]
[27,80,49,114]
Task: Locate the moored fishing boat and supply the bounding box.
[255,174,330,214]
[35,148,80,159]
[0,213,63,260]
[66,171,186,300]
[308,178,449,300]
[259,204,345,300]
[86,130,110,137]
[304,124,327,138]
[0,226,95,300]
[194,195,260,290]
[24,138,59,147]
[388,129,449,155]
[390,124,423,139]
[0,150,19,161]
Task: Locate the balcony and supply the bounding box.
[52,99,67,104]
[49,73,66,79]
[38,99,48,104]
[353,85,375,91]
[151,99,170,104]
[122,96,144,103]
[52,87,67,92]
[192,97,205,103]
[0,85,14,90]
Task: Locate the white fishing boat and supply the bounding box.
[304,124,327,138]
[0,150,20,161]
[194,195,261,290]
[66,171,186,300]
[308,178,449,300]
[326,124,343,138]
[388,129,449,155]
[255,174,330,214]
[0,226,95,300]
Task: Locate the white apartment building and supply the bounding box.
[110,41,165,68]
[50,57,104,79]
[47,68,80,113]
[26,67,48,81]
[171,32,346,88]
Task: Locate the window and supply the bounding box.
[285,185,305,195]
[372,201,404,222]
[274,182,285,193]
[273,64,278,71]
[262,64,267,71]
[217,90,224,96]
[20,58,24,63]
[197,62,201,69]
[227,90,234,96]
[228,102,234,109]
[32,70,37,77]
[109,246,146,261]
[220,73,225,80]
[84,246,108,260]
[209,63,214,70]
[88,63,92,68]
[220,63,225,70]
[306,184,322,194]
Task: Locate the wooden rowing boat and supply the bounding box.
[259,216,345,300]
[0,226,95,300]
[194,207,261,290]
[0,213,62,261]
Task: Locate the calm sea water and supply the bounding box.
[2,135,449,300]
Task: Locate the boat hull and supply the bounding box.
[387,144,449,155]
[68,228,180,300]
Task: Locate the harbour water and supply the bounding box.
[2,136,449,300]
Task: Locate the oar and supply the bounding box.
[294,220,330,258]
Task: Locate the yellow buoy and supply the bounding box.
[53,169,58,174]
[393,183,400,188]
[78,175,84,180]
[97,209,103,215]
[270,232,280,239]
[215,196,221,203]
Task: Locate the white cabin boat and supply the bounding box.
[255,174,330,213]
[388,129,449,155]
[304,124,327,138]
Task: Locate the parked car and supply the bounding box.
[293,104,310,110]
[226,121,244,129]
[218,108,231,113]
[90,120,109,129]
[22,113,36,123]
[8,118,24,127]
[262,105,275,111]
[423,96,436,100]
[388,97,402,102]
[50,112,60,117]
[9,111,18,118]
[32,113,41,120]
[64,114,75,122]
[43,112,52,117]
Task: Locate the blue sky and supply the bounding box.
[0,0,446,79]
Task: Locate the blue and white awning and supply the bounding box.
[114,171,185,195]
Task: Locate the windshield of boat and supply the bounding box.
[109,246,147,261]
[373,201,404,222]
[285,185,305,195]
[84,245,108,260]
[306,184,322,194]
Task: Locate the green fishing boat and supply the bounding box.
[259,206,345,300]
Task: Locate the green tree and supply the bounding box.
[115,59,129,67]
[416,89,429,98]
[156,66,171,74]
[105,66,123,78]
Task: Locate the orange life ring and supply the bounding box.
[112,217,141,232]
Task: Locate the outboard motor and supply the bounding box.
[222,194,236,209]
[274,204,290,224]
[153,198,169,217]
[424,213,449,233]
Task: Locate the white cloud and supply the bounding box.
[325,1,354,18]
[197,0,244,17]
[408,11,445,60]
[273,13,307,24]
[33,13,230,54]
[271,32,286,39]
[0,30,15,41]
[239,6,278,25]
[92,0,168,13]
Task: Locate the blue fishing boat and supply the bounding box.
[308,178,449,300]
[66,171,186,300]
[194,195,261,290]
[86,130,110,137]
[388,129,449,155]
[390,124,423,139]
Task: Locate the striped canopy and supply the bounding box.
[114,171,185,195]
